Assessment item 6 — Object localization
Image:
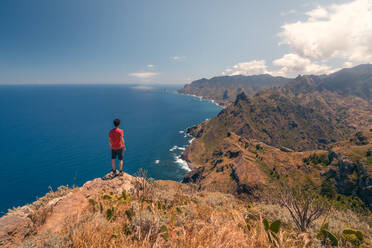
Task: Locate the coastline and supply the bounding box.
[170,129,195,173]
[177,92,226,109]
[173,92,223,174]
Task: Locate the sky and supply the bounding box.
[1,0,371,84]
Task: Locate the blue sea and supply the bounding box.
[0,85,221,215]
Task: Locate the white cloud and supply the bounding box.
[271,53,335,76]
[279,0,372,63]
[129,72,158,79]
[222,55,336,77]
[306,6,328,21]
[342,61,354,68]
[222,0,372,78]
[170,56,185,61]
[280,9,297,16]
[222,60,269,76]
[147,64,155,68]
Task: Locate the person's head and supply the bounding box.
[113,118,120,127]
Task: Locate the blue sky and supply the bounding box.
[1,0,369,84]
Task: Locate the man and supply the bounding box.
[108,118,126,176]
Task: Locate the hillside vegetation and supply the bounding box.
[1,171,371,248]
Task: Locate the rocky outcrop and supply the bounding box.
[178,74,291,105]
[0,173,135,248]
[183,129,372,210]
[324,159,372,209]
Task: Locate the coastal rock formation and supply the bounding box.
[178,74,291,106]
[181,64,372,210]
[2,168,371,248]
[0,173,135,247]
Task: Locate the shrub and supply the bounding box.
[263,218,281,246]
[321,179,337,199]
[106,208,114,221]
[317,222,338,247]
[341,228,364,247]
[275,184,328,232]
[303,153,330,166]
[133,169,155,202]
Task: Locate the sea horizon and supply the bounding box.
[0,84,221,215]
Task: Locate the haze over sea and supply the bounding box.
[0,85,221,215]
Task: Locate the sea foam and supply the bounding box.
[174,155,191,172]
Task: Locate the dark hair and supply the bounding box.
[113,118,120,127]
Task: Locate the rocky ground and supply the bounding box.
[0,173,135,247]
[1,169,371,247]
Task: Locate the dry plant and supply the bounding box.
[275,184,329,232]
[17,178,371,248]
[133,168,156,202]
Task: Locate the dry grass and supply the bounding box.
[18,180,371,248]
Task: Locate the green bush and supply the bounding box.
[317,223,338,247]
[106,208,114,221]
[332,194,370,216]
[263,218,281,246]
[303,153,330,166]
[321,179,337,199]
[122,223,132,235]
[159,225,169,240]
[341,228,364,247]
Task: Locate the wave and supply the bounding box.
[154,160,160,164]
[174,154,191,172]
[178,93,224,108]
[169,145,186,152]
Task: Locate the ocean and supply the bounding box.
[0,84,221,215]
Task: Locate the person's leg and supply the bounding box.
[111,149,117,173]
[118,148,124,174]
[112,159,116,171]
[119,160,123,172]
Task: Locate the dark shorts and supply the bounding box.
[111,147,124,160]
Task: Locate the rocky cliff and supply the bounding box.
[1,167,371,248]
[181,65,372,212]
[178,74,291,106]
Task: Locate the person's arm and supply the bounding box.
[121,136,125,150]
[109,137,112,148]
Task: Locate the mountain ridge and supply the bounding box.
[181,64,372,212]
[178,74,292,106]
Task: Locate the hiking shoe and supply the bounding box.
[102,170,116,180]
[118,170,123,176]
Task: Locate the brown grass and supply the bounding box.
[18,180,371,248]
